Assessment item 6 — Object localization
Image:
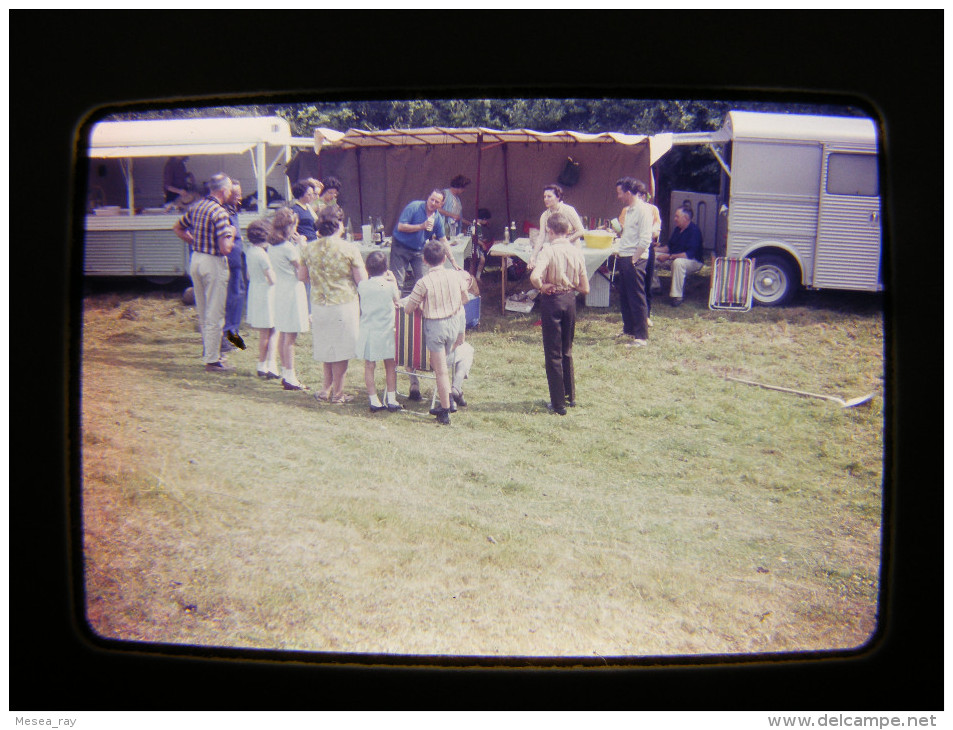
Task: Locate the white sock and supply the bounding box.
[369,393,383,407]
[258,361,267,372]
[267,360,278,373]
[385,391,398,405]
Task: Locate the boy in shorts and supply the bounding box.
[404,240,474,425]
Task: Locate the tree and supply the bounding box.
[106,97,865,200]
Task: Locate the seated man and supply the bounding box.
[655,205,704,306]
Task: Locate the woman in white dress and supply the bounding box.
[243,219,279,378]
[267,206,310,390]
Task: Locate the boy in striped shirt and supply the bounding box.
[404,240,476,425]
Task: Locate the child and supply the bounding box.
[244,219,279,379]
[267,206,310,390]
[404,240,474,425]
[356,251,402,413]
[468,208,494,279]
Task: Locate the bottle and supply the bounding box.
[510,221,517,242]
[345,218,353,241]
[503,225,510,244]
[375,216,385,245]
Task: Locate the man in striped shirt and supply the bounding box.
[173,173,237,372]
[404,240,475,425]
[529,212,590,415]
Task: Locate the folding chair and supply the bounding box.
[395,307,438,407]
[709,256,754,312]
[395,307,475,411]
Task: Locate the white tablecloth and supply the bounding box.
[444,235,472,270]
[357,240,391,263]
[358,235,471,270]
[489,237,620,277]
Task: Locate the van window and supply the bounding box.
[826,153,879,196]
[731,142,821,196]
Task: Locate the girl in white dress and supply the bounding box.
[267,207,310,390]
[244,219,279,378]
[356,251,401,412]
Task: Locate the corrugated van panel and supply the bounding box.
[810,251,881,290]
[133,230,189,276]
[85,232,135,275]
[728,196,819,239]
[812,143,881,292]
[814,198,881,290]
[726,234,815,283]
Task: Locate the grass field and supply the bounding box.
[79,271,885,660]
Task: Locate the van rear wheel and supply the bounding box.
[751,254,796,306]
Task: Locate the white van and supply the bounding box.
[669,110,882,305]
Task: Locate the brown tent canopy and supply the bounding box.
[292,126,672,237]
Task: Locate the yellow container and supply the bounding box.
[583,230,613,249]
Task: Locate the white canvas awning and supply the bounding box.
[84,116,295,214]
[89,143,257,159]
[87,116,293,158]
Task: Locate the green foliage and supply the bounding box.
[106,97,866,207]
[109,97,864,136]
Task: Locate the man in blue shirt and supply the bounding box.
[390,189,451,293]
[656,206,704,306]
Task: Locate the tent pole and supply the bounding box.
[356,147,365,224]
[502,143,511,233]
[256,142,266,216]
[472,133,483,271]
[125,158,134,215]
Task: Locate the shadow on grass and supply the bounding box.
[83,341,566,424]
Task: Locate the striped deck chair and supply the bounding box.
[395,306,429,371]
[709,257,754,312]
[395,307,438,407]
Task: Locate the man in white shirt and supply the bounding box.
[614,177,653,346]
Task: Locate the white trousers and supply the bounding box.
[668,257,704,298]
[190,251,230,364]
[450,340,474,394]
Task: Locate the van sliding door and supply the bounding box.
[814,150,881,292]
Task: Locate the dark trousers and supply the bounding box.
[645,244,656,318]
[224,257,247,334]
[540,291,577,410]
[389,240,425,294]
[618,255,648,339]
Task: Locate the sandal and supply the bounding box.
[330,393,354,404]
[313,391,330,402]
